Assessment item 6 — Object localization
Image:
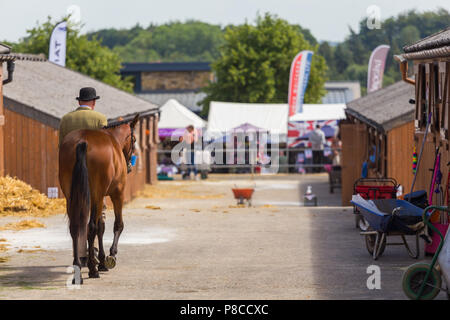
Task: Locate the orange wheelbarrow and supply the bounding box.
[232,188,254,207]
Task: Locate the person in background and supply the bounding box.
[278,151,288,173]
[308,124,326,173]
[179,125,199,180]
[331,134,342,166]
[361,146,377,178]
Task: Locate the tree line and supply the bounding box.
[87,8,450,96]
[4,9,450,103]
[318,8,450,93]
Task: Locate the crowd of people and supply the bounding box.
[157,124,343,179]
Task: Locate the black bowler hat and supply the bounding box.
[76,87,100,101]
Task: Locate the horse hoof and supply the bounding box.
[98,264,109,272]
[89,271,100,278]
[105,256,116,269]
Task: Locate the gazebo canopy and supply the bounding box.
[207,101,289,135]
[158,99,206,137]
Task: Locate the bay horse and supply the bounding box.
[58,114,139,283]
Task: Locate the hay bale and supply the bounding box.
[0,176,65,217]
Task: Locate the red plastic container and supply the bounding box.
[355,185,397,200]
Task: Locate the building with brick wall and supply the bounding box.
[121,61,361,114]
[121,62,212,113]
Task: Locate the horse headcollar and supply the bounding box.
[126,125,136,162]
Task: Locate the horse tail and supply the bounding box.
[68,142,90,263]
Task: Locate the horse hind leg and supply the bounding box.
[106,192,124,269]
[97,210,108,272]
[69,220,83,285]
[87,203,101,278]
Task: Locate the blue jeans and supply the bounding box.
[187,151,197,176]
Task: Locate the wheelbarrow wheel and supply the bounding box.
[402,263,442,300]
[365,230,386,258]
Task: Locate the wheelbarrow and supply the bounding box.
[232,188,254,207]
[352,177,398,231]
[351,196,427,260]
[402,205,450,300]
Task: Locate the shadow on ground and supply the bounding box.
[307,208,446,299]
[0,264,68,290]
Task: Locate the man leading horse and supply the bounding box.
[59,87,138,283]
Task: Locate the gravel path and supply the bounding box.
[0,174,445,299]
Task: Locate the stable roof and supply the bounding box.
[3,58,158,128]
[402,27,450,60]
[345,81,415,132]
[403,27,450,53]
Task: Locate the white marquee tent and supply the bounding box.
[288,104,346,121]
[207,101,289,135]
[158,98,206,129]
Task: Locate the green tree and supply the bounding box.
[318,41,335,78]
[327,8,450,92]
[87,24,144,48]
[399,25,421,48]
[333,43,353,75]
[100,21,225,62]
[87,20,320,64]
[199,13,328,115]
[12,16,133,92]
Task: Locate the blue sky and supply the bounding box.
[1,0,449,43]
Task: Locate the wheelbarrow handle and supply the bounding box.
[421,205,450,245]
[416,205,450,299]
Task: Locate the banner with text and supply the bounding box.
[288,50,313,116]
[49,21,67,67]
[367,44,390,93]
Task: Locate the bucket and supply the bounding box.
[425,223,449,255]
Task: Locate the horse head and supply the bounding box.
[104,113,140,163]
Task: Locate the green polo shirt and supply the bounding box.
[59,106,108,145]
